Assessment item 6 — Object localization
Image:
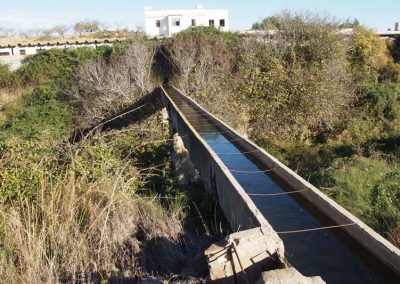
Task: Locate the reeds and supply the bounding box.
[0,128,186,282]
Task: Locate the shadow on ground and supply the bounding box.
[69,88,164,144]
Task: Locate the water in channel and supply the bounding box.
[166,87,393,283]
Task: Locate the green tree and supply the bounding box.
[348,27,392,83]
[390,35,400,63]
[251,16,280,30]
[241,12,355,142]
[251,22,262,30]
[339,18,360,28]
[0,63,14,88]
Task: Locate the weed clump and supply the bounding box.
[0,41,205,282]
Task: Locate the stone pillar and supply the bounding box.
[161,107,169,126]
[171,132,199,186]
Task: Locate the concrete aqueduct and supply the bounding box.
[160,85,400,283]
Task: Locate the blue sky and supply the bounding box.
[0,0,399,31]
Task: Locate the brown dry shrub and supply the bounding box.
[388,225,400,248]
[168,28,232,97]
[167,28,249,133]
[72,39,156,128]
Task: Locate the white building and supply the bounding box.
[144,5,229,37]
[0,40,115,70]
[0,40,114,58]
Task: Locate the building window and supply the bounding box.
[209,19,215,26]
[192,19,196,26]
[19,49,26,55]
[0,52,10,56]
[220,19,226,27]
[155,20,160,27]
[172,18,180,27]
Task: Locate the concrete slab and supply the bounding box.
[205,228,285,284]
[255,268,325,284]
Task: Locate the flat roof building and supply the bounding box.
[144,5,229,37]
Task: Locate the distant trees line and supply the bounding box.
[251,15,361,30]
[0,19,144,39]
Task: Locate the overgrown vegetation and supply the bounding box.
[241,12,354,141]
[0,64,14,89]
[0,128,186,282]
[164,12,400,246]
[166,26,248,131]
[0,42,210,282]
[2,9,400,281]
[72,38,156,127]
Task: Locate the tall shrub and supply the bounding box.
[238,12,355,142]
[348,27,392,83]
[73,39,156,127]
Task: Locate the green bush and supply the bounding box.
[0,64,16,89]
[174,26,241,60]
[111,35,150,55]
[356,83,400,130]
[17,47,112,88]
[348,27,392,83]
[328,157,400,235]
[0,46,114,142]
[0,86,72,142]
[0,100,71,142]
[251,16,281,30]
[379,62,400,83]
[391,35,400,63]
[239,13,354,142]
[323,83,400,150]
[0,140,57,204]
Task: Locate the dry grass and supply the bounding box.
[0,88,21,107]
[0,33,208,282]
[0,88,22,125]
[0,124,191,283]
[0,160,184,283]
[388,225,400,248]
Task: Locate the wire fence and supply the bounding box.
[168,92,360,240]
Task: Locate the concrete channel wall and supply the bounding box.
[165,86,400,276]
[160,85,284,254]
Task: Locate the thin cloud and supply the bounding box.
[0,12,81,30]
